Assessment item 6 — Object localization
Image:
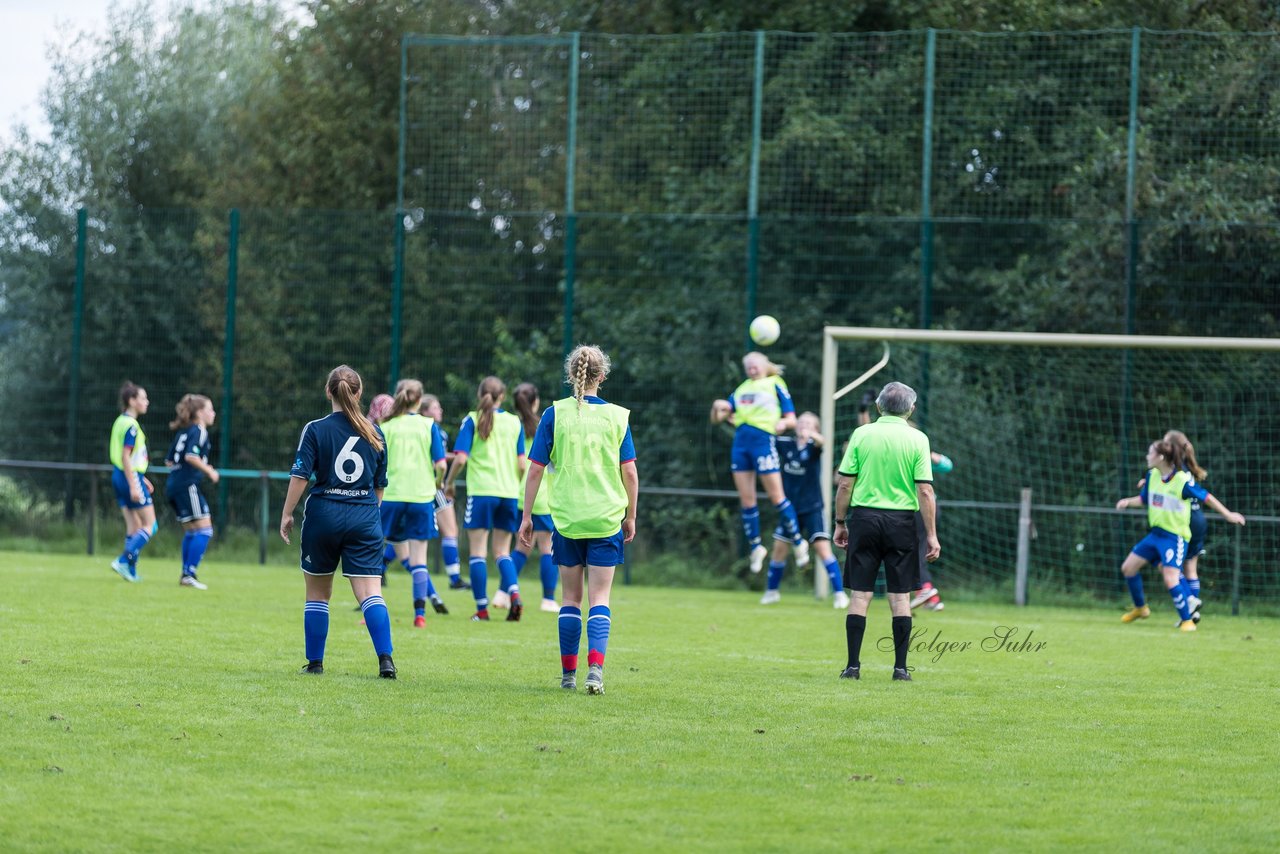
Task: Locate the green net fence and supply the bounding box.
[4,28,1280,605]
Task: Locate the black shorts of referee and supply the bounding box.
[844,507,920,594]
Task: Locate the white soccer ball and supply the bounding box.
[749,314,780,346]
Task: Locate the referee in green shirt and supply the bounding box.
[832,382,940,681]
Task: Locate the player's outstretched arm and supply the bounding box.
[1203,493,1246,526]
[710,399,732,424]
[1115,494,1142,511]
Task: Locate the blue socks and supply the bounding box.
[182,528,212,576]
[823,556,842,592]
[410,565,430,616]
[496,554,518,595]
[512,550,528,576]
[1186,576,1201,598]
[120,526,152,567]
[587,605,611,667]
[360,595,393,655]
[767,560,786,591]
[304,601,329,662]
[558,606,582,673]
[775,498,801,544]
[442,537,461,581]
[1169,582,1193,622]
[469,557,488,608]
[741,506,761,548]
[1126,574,1145,607]
[540,553,557,600]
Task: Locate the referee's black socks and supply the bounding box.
[845,614,866,669]
[892,616,912,671]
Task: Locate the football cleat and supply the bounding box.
[1121,605,1151,623]
[892,667,913,681]
[839,665,860,680]
[470,610,490,622]
[748,544,768,574]
[924,600,945,611]
[561,671,577,690]
[378,653,397,679]
[448,577,471,590]
[507,592,523,622]
[491,590,510,610]
[1178,620,1198,633]
[793,538,810,568]
[909,584,938,609]
[111,558,138,583]
[540,598,560,613]
[179,575,207,590]
[413,615,427,629]
[832,591,850,610]
[585,663,604,695]
[301,661,324,675]
[1187,595,1202,614]
[431,597,449,615]
[759,589,781,605]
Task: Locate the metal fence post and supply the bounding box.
[1119,27,1141,494]
[744,30,765,351]
[1231,523,1241,616]
[87,469,97,555]
[1015,487,1032,605]
[917,29,937,429]
[562,31,581,360]
[65,208,87,519]
[218,208,240,530]
[390,210,405,389]
[259,472,270,565]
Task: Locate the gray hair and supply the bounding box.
[876,382,917,416]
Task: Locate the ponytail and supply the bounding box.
[476,376,506,440]
[1164,429,1206,481]
[388,378,424,421]
[120,381,142,411]
[513,382,540,438]
[326,365,383,452]
[170,394,211,430]
[564,345,611,409]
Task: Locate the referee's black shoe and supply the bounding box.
[301,661,324,675]
[839,665,860,680]
[378,654,397,679]
[892,667,912,681]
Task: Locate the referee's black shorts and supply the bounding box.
[844,507,920,594]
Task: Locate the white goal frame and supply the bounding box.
[816,326,1280,599]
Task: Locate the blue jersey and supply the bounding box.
[291,412,388,504]
[165,425,211,491]
[777,435,824,514]
[528,396,637,466]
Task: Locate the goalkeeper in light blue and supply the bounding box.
[1114,438,1244,631]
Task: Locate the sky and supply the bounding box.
[0,0,114,143]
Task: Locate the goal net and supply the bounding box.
[819,327,1280,613]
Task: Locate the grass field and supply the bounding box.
[2,551,1277,852]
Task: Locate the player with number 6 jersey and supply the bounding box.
[280,365,396,679]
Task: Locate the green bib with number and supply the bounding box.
[548,398,630,539]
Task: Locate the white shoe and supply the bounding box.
[760,589,781,605]
[909,585,938,609]
[1187,594,1202,613]
[491,590,510,609]
[179,575,208,590]
[793,538,810,568]
[748,544,768,574]
[540,598,559,613]
[832,591,850,610]
[924,600,945,611]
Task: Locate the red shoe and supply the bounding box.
[471,609,490,621]
[413,615,426,628]
[507,592,523,622]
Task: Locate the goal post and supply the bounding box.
[818,326,1280,608]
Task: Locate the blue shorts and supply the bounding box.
[730,429,780,474]
[552,529,626,568]
[166,480,210,522]
[531,513,555,533]
[112,469,153,509]
[300,498,384,577]
[1131,529,1187,571]
[774,506,828,542]
[380,500,437,542]
[1188,508,1207,558]
[464,495,520,532]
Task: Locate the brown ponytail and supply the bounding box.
[327,365,383,452]
[476,376,506,440]
[513,382,540,438]
[388,378,424,420]
[565,345,611,409]
[1164,430,1206,481]
[170,394,211,430]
